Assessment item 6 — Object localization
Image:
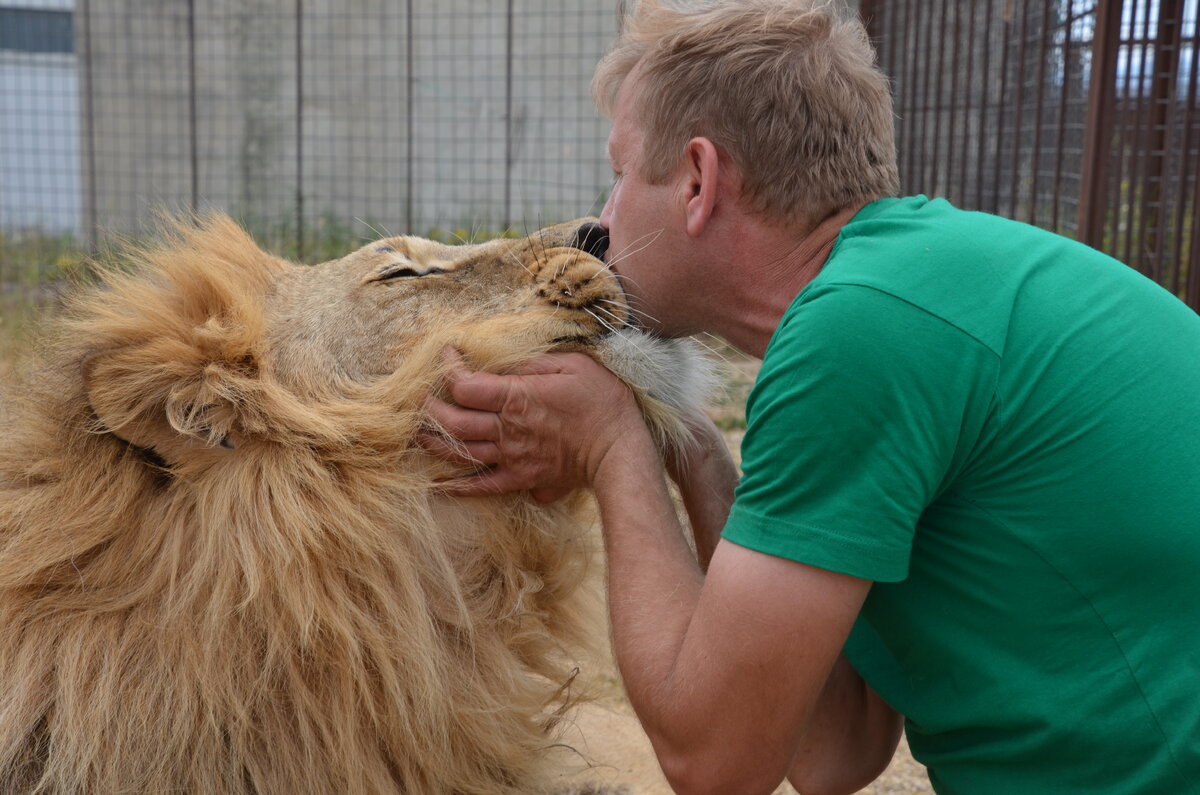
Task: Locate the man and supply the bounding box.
[425,1,1200,793]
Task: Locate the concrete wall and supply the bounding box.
[79,0,618,243]
[76,1,868,245]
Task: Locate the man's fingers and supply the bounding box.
[441,349,513,412]
[435,469,528,498]
[417,432,501,466]
[424,395,501,441]
[511,351,590,377]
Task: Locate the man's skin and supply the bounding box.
[424,72,902,795]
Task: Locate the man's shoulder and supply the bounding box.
[803,195,1176,356]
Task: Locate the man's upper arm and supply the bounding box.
[725,282,997,583]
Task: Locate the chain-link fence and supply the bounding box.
[2,0,619,268]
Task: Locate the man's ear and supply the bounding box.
[682,136,722,238]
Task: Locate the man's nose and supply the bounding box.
[598,194,615,235]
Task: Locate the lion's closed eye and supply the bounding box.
[379,266,435,280]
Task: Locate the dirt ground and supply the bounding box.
[553,680,932,794]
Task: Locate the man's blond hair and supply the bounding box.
[593,0,899,228]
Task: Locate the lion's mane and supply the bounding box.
[0,218,634,794]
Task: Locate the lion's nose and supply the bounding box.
[569,222,609,262]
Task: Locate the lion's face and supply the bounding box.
[265,220,626,388]
[76,216,709,468]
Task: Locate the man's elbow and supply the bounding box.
[657,746,787,795]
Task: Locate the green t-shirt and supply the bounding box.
[723,196,1200,794]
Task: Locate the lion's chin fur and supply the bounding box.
[0,217,658,794]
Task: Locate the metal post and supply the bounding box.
[858,0,877,37]
[1172,0,1200,305]
[976,0,994,210]
[295,0,304,261]
[1078,0,1122,248]
[1028,0,1053,226]
[504,0,515,232]
[1008,0,1030,220]
[1052,2,1076,233]
[929,0,948,195]
[959,0,975,203]
[405,0,414,233]
[948,0,963,201]
[992,1,1012,213]
[1145,0,1183,285]
[187,0,198,213]
[80,0,98,251]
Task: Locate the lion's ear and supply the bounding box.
[82,322,258,458]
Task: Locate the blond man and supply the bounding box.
[426,1,1200,793]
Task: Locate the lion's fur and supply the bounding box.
[0,216,703,794]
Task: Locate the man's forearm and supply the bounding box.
[593,430,706,712]
[666,414,739,570]
[591,428,874,794]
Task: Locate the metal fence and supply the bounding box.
[1,0,619,266]
[859,0,1200,310]
[3,0,1198,310]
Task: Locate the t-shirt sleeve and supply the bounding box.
[722,282,996,582]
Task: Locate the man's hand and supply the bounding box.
[421,348,651,500]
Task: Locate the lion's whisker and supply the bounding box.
[597,296,660,328]
[585,307,622,335]
[603,228,664,270]
[356,218,393,242]
[504,248,536,276]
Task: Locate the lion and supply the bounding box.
[0,215,711,794]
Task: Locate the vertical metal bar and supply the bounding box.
[80,0,98,251]
[917,2,933,191]
[947,0,962,202]
[977,0,994,210]
[958,0,975,203]
[1028,0,1053,226]
[1124,0,1155,270]
[992,1,1012,213]
[1078,0,1122,248]
[187,0,198,213]
[1145,0,1182,287]
[1052,0,1074,233]
[858,0,877,34]
[885,2,900,174]
[1112,0,1138,261]
[295,0,304,261]
[876,2,899,189]
[902,1,918,189]
[1189,149,1200,308]
[929,0,948,195]
[1007,0,1030,219]
[887,1,899,97]
[1171,1,1199,304]
[405,0,414,233]
[504,0,514,232]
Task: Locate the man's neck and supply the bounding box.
[714,203,866,358]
